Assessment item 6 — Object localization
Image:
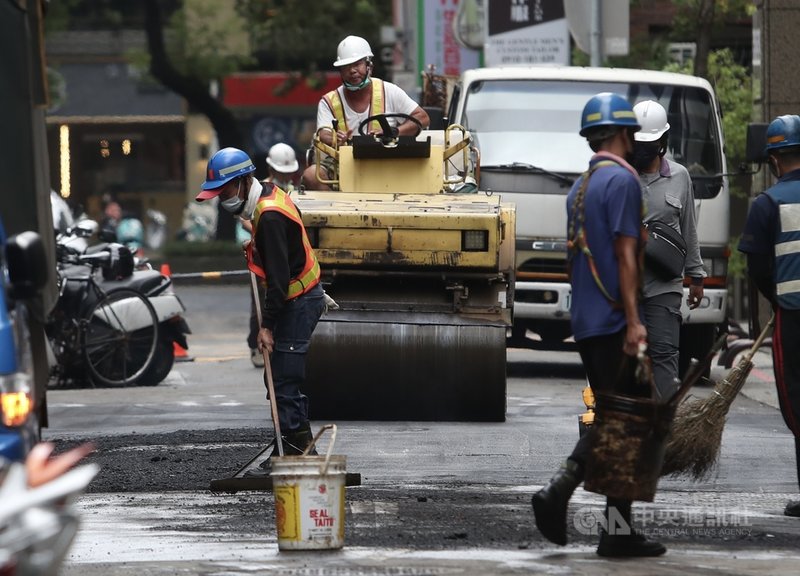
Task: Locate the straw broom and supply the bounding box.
[661,314,775,480]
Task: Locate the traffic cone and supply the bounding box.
[174,341,193,362]
[160,262,172,277]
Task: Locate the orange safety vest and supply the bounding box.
[323,78,385,133]
[246,184,321,300]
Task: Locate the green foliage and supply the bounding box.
[664,49,752,197]
[727,235,746,279]
[670,0,756,41]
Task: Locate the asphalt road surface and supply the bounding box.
[42,284,800,575]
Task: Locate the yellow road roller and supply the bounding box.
[295,114,515,421]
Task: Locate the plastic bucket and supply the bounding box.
[583,393,674,502]
[271,424,346,550]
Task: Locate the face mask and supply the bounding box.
[220,180,245,214]
[632,142,661,171]
[344,76,371,91]
[768,157,781,179]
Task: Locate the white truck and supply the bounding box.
[440,66,729,373]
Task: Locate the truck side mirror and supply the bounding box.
[746,123,769,164]
[5,231,48,299]
[424,106,446,131]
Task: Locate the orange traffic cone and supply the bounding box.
[174,341,193,362]
[160,262,172,277]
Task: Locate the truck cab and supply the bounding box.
[445,66,729,370]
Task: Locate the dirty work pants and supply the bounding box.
[643,292,683,401]
[267,283,325,433]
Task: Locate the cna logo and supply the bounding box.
[573,507,632,536]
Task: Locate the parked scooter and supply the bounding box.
[50,221,190,387]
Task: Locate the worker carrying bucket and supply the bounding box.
[531,93,668,558]
[196,148,327,477]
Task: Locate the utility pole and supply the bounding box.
[590,0,602,67]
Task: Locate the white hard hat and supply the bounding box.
[334,35,373,67]
[633,100,670,142]
[266,143,299,173]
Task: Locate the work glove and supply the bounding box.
[323,291,339,314]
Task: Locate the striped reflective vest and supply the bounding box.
[767,182,800,309]
[323,78,385,133]
[246,184,321,300]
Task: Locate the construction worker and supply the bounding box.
[301,35,430,190]
[531,93,666,557]
[196,147,326,474]
[738,114,800,517]
[245,143,301,368]
[632,100,705,401]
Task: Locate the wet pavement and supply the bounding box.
[44,286,800,574]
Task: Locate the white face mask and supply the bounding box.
[220,180,245,214]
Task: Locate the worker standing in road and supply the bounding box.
[244,143,301,368]
[197,147,325,474]
[301,35,430,190]
[531,93,666,557]
[739,114,800,518]
[632,100,705,401]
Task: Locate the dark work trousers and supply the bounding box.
[268,283,326,433]
[569,329,647,469]
[772,307,800,489]
[643,292,683,402]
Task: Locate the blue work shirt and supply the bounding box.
[567,153,643,341]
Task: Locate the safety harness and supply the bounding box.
[567,159,643,307]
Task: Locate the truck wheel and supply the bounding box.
[678,323,717,384]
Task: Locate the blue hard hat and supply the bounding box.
[197,147,255,200]
[765,115,800,154]
[579,92,641,137]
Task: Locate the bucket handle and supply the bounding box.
[303,424,337,475]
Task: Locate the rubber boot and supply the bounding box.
[244,424,318,478]
[531,459,583,546]
[283,423,318,456]
[597,498,666,557]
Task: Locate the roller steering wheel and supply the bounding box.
[357,113,423,140]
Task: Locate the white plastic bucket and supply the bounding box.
[271,424,346,550]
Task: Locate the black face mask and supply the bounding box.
[632,142,661,171]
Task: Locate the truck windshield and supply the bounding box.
[462,79,722,178]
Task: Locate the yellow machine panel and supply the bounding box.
[298,120,515,422]
[338,145,444,194]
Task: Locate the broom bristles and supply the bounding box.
[661,362,754,480]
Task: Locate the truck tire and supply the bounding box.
[678,323,717,384]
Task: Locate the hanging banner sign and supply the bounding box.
[484,0,569,66]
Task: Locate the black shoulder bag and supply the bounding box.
[643,220,687,280]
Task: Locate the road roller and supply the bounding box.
[295,114,515,422]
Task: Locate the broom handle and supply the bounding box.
[743,313,774,364]
[671,332,728,406]
[250,270,284,457]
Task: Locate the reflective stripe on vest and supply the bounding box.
[767,183,800,309]
[247,185,321,300]
[322,78,385,133]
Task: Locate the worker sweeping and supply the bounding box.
[738,114,800,517]
[196,147,326,477]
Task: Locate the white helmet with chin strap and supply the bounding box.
[266,143,299,173]
[334,35,373,67]
[633,100,670,142]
